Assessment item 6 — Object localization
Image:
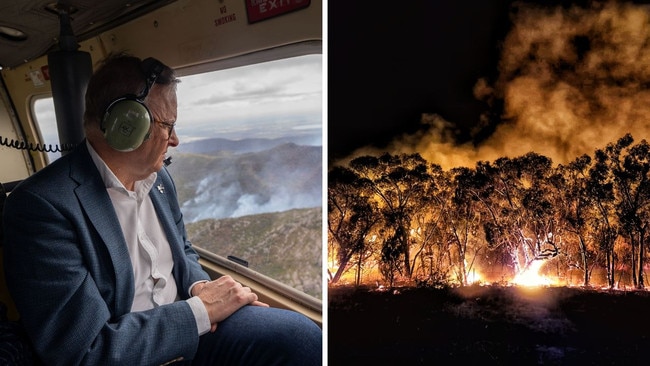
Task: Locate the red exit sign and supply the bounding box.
[245,0,310,23]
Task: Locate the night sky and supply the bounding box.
[327,0,515,162]
[328,0,650,168]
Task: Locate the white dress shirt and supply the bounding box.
[87,141,210,334]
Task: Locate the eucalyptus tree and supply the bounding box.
[327,166,380,285]
[469,152,564,280]
[515,152,561,267]
[588,142,621,288]
[448,166,487,286]
[474,155,537,276]
[409,163,451,286]
[610,135,650,289]
[349,153,432,284]
[462,160,516,276]
[555,154,597,286]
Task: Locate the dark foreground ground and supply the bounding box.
[328,285,650,365]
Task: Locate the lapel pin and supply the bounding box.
[157,184,165,194]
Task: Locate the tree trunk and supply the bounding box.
[331,254,351,284]
[636,230,645,289]
[355,255,362,286]
[632,237,638,288]
[578,237,590,286]
[605,243,612,288]
[401,229,411,278]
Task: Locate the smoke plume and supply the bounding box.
[345,0,650,169]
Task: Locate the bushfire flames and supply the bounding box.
[512,260,557,287]
[328,258,584,290]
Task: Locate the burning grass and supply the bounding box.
[328,284,650,365]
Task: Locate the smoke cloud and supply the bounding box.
[344,0,650,169]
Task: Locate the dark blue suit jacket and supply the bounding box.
[2,142,211,365]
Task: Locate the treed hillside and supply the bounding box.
[186,207,322,299]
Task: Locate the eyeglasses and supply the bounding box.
[155,120,176,140]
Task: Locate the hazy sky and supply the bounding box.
[175,54,322,144]
[35,53,323,160]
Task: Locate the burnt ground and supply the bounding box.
[328,285,650,365]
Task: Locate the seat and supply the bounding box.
[0,182,17,320]
[0,182,36,365]
[0,181,4,245]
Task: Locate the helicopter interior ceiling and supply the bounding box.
[0,0,174,69]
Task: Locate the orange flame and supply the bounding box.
[512,261,556,287]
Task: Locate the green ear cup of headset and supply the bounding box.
[102,97,152,152]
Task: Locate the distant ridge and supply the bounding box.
[177,135,321,155]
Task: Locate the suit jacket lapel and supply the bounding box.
[69,143,135,315]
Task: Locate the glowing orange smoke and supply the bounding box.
[336,1,650,173]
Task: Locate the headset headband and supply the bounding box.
[137,57,165,100]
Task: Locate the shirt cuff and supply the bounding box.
[189,280,208,297]
[186,296,211,335]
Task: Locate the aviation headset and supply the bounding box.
[101,58,166,152]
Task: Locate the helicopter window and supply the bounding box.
[173,54,323,299]
[32,97,60,163]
